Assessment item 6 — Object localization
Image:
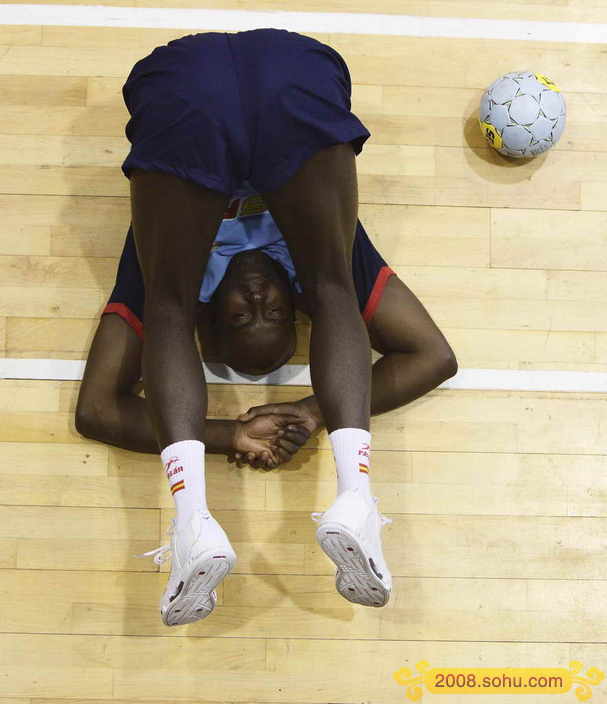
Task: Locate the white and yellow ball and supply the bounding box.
[479,71,566,158]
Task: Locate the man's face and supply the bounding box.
[211,250,297,374]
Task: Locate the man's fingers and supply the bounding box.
[277,438,300,454]
[274,414,307,426]
[242,452,260,469]
[262,452,279,469]
[283,428,310,444]
[237,404,282,422]
[275,446,291,462]
[262,451,278,466]
[255,451,275,469]
[238,404,306,423]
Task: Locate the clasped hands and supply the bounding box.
[228,397,323,470]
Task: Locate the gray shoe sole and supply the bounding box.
[316,521,390,607]
[162,549,236,626]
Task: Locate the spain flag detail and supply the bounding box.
[359,463,369,474]
[171,480,185,495]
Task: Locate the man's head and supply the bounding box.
[210,250,297,375]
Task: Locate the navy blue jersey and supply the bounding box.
[104,217,394,340]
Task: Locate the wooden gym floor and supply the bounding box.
[1,1,606,703]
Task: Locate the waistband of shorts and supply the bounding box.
[223,194,268,220]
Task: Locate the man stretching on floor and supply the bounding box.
[77,194,458,609]
[81,28,457,626]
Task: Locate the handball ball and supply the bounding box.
[479,71,566,158]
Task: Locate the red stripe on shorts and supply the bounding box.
[362,266,396,324]
[103,303,144,341]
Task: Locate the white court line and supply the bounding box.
[1,358,606,392]
[1,4,606,43]
[0,6,603,393]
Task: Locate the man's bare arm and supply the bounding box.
[75,314,309,459]
[75,314,241,453]
[239,274,458,431]
[365,273,458,415]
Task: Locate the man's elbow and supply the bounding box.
[437,348,458,382]
[75,398,105,441]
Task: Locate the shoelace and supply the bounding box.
[134,518,175,566]
[311,496,393,526]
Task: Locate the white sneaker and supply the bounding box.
[312,487,393,607]
[136,508,236,626]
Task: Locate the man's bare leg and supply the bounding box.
[262,143,392,608]
[129,169,228,448]
[129,169,239,627]
[261,143,371,434]
[129,168,229,527]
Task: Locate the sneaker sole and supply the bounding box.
[162,549,236,626]
[316,522,390,607]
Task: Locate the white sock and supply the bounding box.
[329,428,373,502]
[161,440,208,530]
